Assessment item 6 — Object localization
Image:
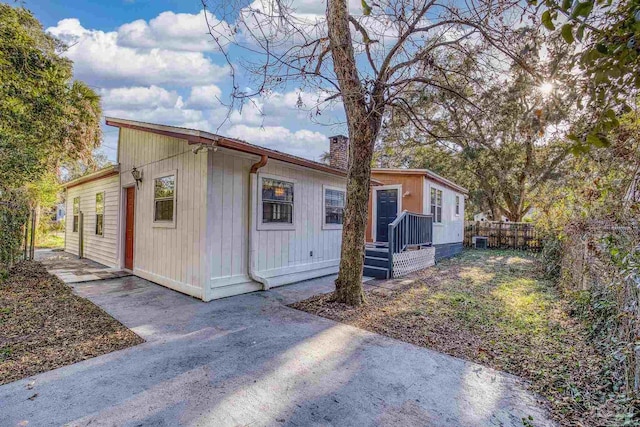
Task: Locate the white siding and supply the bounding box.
[423,178,465,245]
[208,149,346,299]
[65,175,120,267]
[118,128,209,299]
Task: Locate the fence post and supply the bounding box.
[23,217,29,260]
[29,209,36,260]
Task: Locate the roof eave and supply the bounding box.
[63,164,120,189]
[105,117,349,179]
[371,168,468,194]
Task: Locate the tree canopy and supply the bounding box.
[378,32,581,221]
[0,5,102,194]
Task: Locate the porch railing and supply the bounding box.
[388,210,433,275]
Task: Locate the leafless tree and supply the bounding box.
[202,0,537,305]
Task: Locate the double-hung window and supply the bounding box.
[261,177,294,225]
[430,188,443,223]
[323,186,345,228]
[72,197,80,232]
[95,192,104,236]
[154,172,176,226]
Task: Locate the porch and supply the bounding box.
[364,210,435,279]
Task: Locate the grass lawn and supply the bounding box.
[35,231,64,249]
[0,261,143,385]
[292,250,631,426]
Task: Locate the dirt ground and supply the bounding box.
[0,261,143,385]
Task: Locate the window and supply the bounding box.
[154,173,176,224]
[95,192,104,236]
[72,197,80,232]
[455,195,460,216]
[323,186,345,228]
[430,188,443,223]
[261,177,294,224]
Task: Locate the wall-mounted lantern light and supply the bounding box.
[131,167,143,189]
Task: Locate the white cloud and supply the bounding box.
[117,10,230,52]
[186,85,223,109]
[227,124,328,160]
[47,18,229,88]
[104,106,206,128]
[100,86,182,110]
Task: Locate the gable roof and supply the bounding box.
[106,117,351,179]
[62,164,120,189]
[371,168,468,194]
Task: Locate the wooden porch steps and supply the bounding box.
[363,245,390,279]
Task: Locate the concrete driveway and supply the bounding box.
[0,275,554,427]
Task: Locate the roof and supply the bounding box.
[62,164,120,190]
[371,168,468,194]
[105,117,351,179]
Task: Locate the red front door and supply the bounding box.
[125,187,135,270]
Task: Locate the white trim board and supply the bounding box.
[322,184,346,230]
[257,172,297,231]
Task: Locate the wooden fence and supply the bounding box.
[464,221,542,251]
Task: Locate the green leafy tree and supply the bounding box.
[0,5,102,193]
[379,34,579,221]
[0,5,102,271]
[537,0,639,145]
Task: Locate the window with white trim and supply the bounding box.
[261,177,294,224]
[455,195,460,216]
[430,188,443,223]
[95,192,104,236]
[154,174,176,223]
[72,197,80,232]
[324,186,345,227]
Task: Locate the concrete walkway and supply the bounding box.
[35,249,131,283]
[0,274,555,427]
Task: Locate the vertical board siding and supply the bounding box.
[424,178,465,245]
[209,150,346,292]
[119,128,208,298]
[65,175,120,267]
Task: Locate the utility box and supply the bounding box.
[472,236,488,249]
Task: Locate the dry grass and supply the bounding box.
[0,261,143,385]
[292,250,634,426]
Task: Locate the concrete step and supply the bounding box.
[363,265,389,279]
[364,256,389,268]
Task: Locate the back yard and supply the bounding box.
[293,250,636,426]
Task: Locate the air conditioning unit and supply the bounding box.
[472,236,488,249]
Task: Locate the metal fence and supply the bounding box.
[464,221,542,251]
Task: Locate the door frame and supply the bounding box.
[120,185,136,271]
[372,184,402,243]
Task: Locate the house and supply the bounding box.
[474,211,509,222]
[63,118,352,301]
[54,202,66,222]
[473,208,537,223]
[327,136,467,279]
[63,120,468,300]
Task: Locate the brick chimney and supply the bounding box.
[329,135,349,170]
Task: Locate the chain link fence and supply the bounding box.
[560,219,640,397]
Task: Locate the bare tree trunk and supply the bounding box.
[327,0,380,305]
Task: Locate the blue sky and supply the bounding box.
[22,0,347,162]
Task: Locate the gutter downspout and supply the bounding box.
[249,155,269,289]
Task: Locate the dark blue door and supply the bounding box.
[376,189,398,242]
